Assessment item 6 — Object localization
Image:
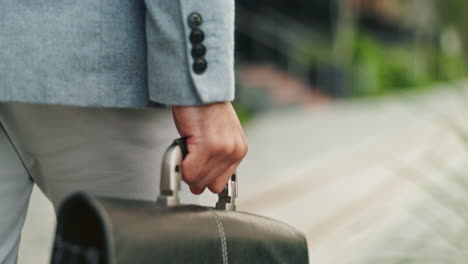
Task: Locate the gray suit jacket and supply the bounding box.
[0,0,235,108]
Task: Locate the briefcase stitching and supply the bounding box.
[212,210,228,264]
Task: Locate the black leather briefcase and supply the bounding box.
[50,139,309,264]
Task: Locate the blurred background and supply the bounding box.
[20,0,468,263]
[234,0,465,114]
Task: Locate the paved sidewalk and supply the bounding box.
[18,85,468,263]
[236,85,468,263]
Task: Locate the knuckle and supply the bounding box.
[193,183,206,192]
[181,166,199,184]
[231,149,243,161]
[181,157,205,184]
[232,141,248,161]
[190,185,205,195]
[209,183,225,194]
[210,172,233,194]
[205,135,248,160]
[208,139,235,156]
[206,139,223,153]
[242,138,249,152]
[225,141,236,156]
[182,173,197,184]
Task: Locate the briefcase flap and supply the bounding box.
[52,192,309,264]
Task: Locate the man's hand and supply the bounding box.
[172,102,248,194]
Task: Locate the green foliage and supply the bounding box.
[438,49,466,82]
[295,27,467,99]
[349,33,466,97]
[436,0,468,30]
[436,0,468,62]
[352,35,421,96]
[233,102,255,125]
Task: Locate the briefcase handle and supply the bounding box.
[156,138,237,211]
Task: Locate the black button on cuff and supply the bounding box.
[188,12,207,75]
[193,59,208,74]
[190,29,205,44]
[188,12,203,28]
[191,44,207,58]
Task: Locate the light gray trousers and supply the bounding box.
[0,102,197,263]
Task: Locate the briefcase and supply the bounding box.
[50,139,309,264]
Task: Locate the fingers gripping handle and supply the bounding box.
[157,138,237,211]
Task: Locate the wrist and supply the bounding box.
[172,101,231,110]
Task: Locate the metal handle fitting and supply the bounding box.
[156,139,237,211]
[156,142,183,207]
[215,173,237,211]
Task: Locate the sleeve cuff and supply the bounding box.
[144,0,235,106]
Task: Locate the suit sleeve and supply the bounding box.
[144,0,235,106]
